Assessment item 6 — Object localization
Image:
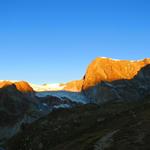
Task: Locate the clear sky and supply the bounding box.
[0,0,150,84]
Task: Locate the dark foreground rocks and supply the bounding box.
[5,97,150,150]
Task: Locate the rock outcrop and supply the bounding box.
[82,57,150,90]
[82,57,150,103]
[64,80,83,92]
[14,81,34,93]
[0,81,34,93]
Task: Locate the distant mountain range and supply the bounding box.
[1,57,150,105]
[1,57,150,149]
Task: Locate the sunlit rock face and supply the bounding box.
[14,81,34,93]
[0,81,12,88]
[82,57,150,103]
[64,80,83,92]
[82,57,150,90]
[61,58,150,93]
[55,57,150,103]
[0,81,34,93]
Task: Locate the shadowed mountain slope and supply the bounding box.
[0,83,84,145]
[83,64,150,103]
[0,85,30,126]
[6,98,150,150]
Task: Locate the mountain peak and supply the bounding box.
[0,80,34,93]
[82,57,150,90]
[14,81,34,93]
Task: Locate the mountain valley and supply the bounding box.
[1,57,150,150]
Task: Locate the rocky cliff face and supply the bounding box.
[14,81,34,93]
[82,58,150,103]
[64,80,83,92]
[82,57,150,90]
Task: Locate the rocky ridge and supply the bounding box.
[82,57,150,90]
[82,58,150,103]
[62,57,150,103]
[0,81,34,93]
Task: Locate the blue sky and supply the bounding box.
[0,0,150,84]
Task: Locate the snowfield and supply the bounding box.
[29,83,65,91]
